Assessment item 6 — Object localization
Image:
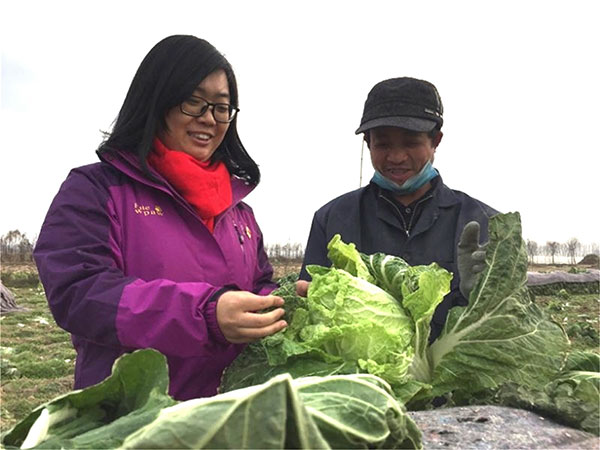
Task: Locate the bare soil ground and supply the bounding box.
[272,261,302,280]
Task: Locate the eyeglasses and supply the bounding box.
[180,96,239,123]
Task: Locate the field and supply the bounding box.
[1,261,598,434]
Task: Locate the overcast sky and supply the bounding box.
[2,0,599,250]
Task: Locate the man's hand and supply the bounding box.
[295,280,310,297]
[457,221,487,299]
[216,291,287,344]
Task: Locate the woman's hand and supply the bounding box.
[216,291,287,344]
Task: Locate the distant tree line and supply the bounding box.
[266,238,594,265]
[1,230,35,264]
[2,229,598,267]
[264,242,304,261]
[526,238,599,265]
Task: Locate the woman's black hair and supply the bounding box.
[98,35,259,184]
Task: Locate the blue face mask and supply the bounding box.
[371,160,438,195]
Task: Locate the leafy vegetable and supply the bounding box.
[420,213,570,404]
[293,374,422,449]
[122,373,421,449]
[479,351,600,434]
[222,238,451,404]
[2,349,422,449]
[2,349,177,449]
[222,213,576,418]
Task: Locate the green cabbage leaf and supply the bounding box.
[1,350,422,449]
[423,213,570,403]
[222,213,573,415]
[1,349,177,449]
[476,351,600,434]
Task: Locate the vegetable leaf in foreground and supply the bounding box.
[2,349,176,449]
[123,373,421,450]
[2,350,422,449]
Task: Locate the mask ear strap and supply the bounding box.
[359,138,365,188]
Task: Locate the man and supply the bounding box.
[298,77,498,341]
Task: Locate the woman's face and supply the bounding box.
[159,70,231,162]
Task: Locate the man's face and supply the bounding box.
[369,127,441,185]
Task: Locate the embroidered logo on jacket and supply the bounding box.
[134,202,164,216]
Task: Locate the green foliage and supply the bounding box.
[1,271,40,288]
[535,294,599,352]
[1,235,598,440]
[14,358,73,379]
[1,358,20,380]
[568,323,600,347]
[2,350,177,449]
[274,271,299,286]
[2,350,422,449]
[223,213,599,435]
[529,281,599,296]
[222,237,452,405]
[226,214,569,402]
[547,298,564,312]
[478,351,600,434]
[0,287,75,432]
[558,289,571,300]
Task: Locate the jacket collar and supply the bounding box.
[372,173,460,237]
[98,149,255,206]
[431,175,461,208]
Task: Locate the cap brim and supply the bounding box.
[355,116,438,134]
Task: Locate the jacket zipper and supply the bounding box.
[232,219,245,251]
[380,194,433,237]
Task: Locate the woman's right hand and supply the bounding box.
[215,291,287,344]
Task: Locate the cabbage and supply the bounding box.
[222,213,581,419]
[421,213,570,404]
[479,351,600,434]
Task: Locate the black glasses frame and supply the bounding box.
[179,96,239,123]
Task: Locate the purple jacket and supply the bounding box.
[34,150,277,400]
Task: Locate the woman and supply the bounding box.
[33,35,287,400]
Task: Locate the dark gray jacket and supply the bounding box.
[300,175,499,341]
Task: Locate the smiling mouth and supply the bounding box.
[385,167,412,177]
[189,132,211,139]
[188,132,213,144]
[381,168,413,185]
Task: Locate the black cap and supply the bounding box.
[355,77,444,134]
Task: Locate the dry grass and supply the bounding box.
[271,260,302,281]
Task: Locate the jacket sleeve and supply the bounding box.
[34,168,232,359]
[252,229,278,295]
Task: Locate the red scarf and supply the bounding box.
[148,138,232,232]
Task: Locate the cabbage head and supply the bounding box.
[222,229,452,402]
[222,212,571,412]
